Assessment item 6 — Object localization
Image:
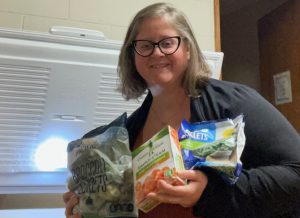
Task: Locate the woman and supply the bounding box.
[64,2,300,218]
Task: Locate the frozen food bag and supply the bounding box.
[178,115,245,184]
[67,113,138,218]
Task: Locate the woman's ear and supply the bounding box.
[186,44,190,60]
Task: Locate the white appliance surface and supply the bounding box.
[0,27,223,194]
[0,208,65,218]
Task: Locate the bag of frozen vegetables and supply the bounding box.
[67,113,138,218]
[178,115,245,185]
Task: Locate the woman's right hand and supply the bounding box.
[63,191,81,218]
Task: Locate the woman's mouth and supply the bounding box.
[150,63,169,69]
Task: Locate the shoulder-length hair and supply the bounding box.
[118,2,211,100]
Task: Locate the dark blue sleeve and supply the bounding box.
[193,81,300,218]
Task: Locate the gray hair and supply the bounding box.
[117,2,210,100]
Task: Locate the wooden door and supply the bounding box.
[258,0,300,132]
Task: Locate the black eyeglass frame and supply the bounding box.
[131,36,183,57]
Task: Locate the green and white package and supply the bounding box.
[178,115,245,184]
[67,113,138,218]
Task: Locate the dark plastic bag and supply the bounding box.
[67,113,138,218]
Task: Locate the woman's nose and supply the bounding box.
[151,45,164,56]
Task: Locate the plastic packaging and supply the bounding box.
[67,113,138,218]
[178,115,245,184]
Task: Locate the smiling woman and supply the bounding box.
[83,2,299,218]
[132,36,183,57]
[0,0,218,214]
[133,18,191,91]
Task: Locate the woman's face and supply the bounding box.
[134,17,190,90]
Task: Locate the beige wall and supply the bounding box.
[0,0,216,51]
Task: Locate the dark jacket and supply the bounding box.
[126,79,300,218]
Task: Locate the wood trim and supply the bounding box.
[214,0,221,51]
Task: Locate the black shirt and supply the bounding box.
[126,79,300,218]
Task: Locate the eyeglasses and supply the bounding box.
[132,36,183,57]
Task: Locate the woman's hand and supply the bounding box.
[63,191,81,218]
[147,170,208,207]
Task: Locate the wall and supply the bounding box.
[220,0,288,92]
[0,0,216,51]
[258,0,300,132]
[0,0,216,210]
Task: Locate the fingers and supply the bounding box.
[147,191,182,205]
[154,170,208,197]
[64,193,80,218]
[68,214,81,218]
[155,179,187,197]
[63,191,78,204]
[177,169,206,182]
[146,170,208,207]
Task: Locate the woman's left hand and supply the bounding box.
[147,170,208,207]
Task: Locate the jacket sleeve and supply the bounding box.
[193,82,300,218]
